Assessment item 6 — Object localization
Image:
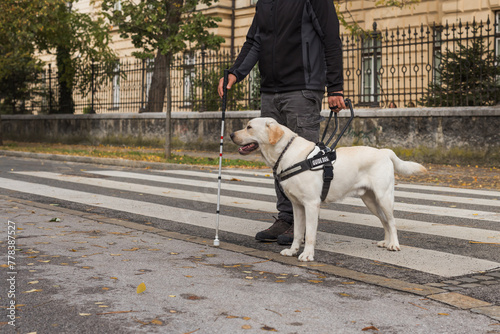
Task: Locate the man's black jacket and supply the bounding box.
[229,0,343,94]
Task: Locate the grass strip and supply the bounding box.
[0,141,267,169]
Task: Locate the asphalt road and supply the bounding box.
[1,155,499,333]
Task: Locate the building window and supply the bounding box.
[433,26,443,85]
[112,64,120,109]
[361,36,381,105]
[144,58,154,102]
[183,52,196,107]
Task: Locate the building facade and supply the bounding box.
[38,0,500,113]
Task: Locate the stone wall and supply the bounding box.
[1,106,499,164]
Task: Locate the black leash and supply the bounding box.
[321,98,355,151]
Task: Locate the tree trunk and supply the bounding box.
[144,51,173,157]
[145,52,168,113]
[56,45,75,114]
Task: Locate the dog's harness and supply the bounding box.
[276,142,336,201]
[274,98,354,202]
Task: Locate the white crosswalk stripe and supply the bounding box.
[11,171,500,243]
[2,169,500,278]
[158,169,500,206]
[83,170,500,222]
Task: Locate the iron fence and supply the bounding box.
[25,17,500,114]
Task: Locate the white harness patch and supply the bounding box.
[307,146,324,171]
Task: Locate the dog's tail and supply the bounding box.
[382,149,427,176]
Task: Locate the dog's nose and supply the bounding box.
[230,132,235,140]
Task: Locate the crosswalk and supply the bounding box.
[1,167,499,278]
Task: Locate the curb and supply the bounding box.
[4,194,499,322]
[0,150,210,171]
[0,150,263,170]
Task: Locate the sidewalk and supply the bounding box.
[2,197,499,333]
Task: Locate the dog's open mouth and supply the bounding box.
[238,142,259,155]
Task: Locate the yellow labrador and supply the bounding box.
[230,117,427,262]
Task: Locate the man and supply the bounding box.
[218,0,345,245]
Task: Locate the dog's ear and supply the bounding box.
[266,121,284,145]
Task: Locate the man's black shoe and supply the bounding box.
[255,218,292,242]
[277,224,294,245]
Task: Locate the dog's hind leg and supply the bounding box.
[361,189,401,251]
[280,203,305,258]
[298,202,320,262]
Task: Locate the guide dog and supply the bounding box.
[230,118,427,262]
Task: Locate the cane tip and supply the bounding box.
[213,239,220,247]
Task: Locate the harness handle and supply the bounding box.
[323,98,355,150]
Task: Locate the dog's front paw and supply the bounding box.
[377,240,401,251]
[298,251,314,262]
[281,248,298,257]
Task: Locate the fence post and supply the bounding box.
[372,22,380,106]
[201,45,206,112]
[141,58,146,112]
[48,64,53,113]
[90,62,95,113]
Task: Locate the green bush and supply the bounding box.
[420,38,500,107]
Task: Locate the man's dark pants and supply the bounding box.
[260,90,324,224]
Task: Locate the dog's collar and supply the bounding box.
[272,136,297,174]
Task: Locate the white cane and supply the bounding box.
[214,70,229,247]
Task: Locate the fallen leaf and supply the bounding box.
[438,313,449,316]
[28,281,39,285]
[79,313,92,316]
[261,326,278,332]
[242,325,252,329]
[150,319,163,325]
[339,293,350,297]
[308,280,323,284]
[362,325,379,331]
[136,282,146,294]
[49,218,61,222]
[469,241,500,245]
[409,302,428,310]
[23,289,43,293]
[123,248,139,251]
